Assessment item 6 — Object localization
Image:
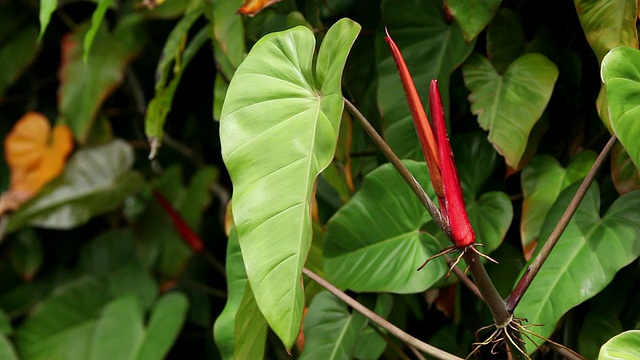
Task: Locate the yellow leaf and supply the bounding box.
[4,112,74,198]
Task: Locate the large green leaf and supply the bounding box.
[445,0,501,42]
[463,52,558,168]
[574,0,638,63]
[378,0,475,160]
[323,161,445,293]
[578,310,623,360]
[15,277,111,360]
[220,19,361,349]
[611,142,640,194]
[299,291,368,360]
[58,15,146,143]
[515,183,640,353]
[602,47,640,171]
[233,284,268,360]
[599,330,640,360]
[7,140,144,232]
[486,8,525,74]
[520,152,596,258]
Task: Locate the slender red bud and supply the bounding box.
[429,80,475,247]
[384,28,444,199]
[153,190,205,252]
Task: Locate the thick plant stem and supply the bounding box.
[302,267,463,360]
[506,134,617,312]
[344,98,525,358]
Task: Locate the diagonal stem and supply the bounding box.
[302,267,463,360]
[506,134,617,312]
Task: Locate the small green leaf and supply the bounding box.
[602,47,640,171]
[378,0,475,160]
[83,0,113,62]
[7,140,144,232]
[132,293,188,360]
[220,19,360,349]
[38,0,57,41]
[463,52,559,168]
[445,0,502,42]
[515,183,640,353]
[233,285,268,360]
[213,230,248,360]
[212,0,245,70]
[90,296,144,360]
[599,330,640,360]
[299,291,367,359]
[520,152,596,257]
[578,311,623,360]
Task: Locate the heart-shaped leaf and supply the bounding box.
[220,19,360,349]
[7,140,143,233]
[445,0,502,42]
[520,152,596,258]
[599,330,640,360]
[378,0,475,160]
[602,47,640,171]
[515,183,640,354]
[463,52,558,168]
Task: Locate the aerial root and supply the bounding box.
[417,243,498,279]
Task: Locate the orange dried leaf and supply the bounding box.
[237,0,282,16]
[4,112,74,198]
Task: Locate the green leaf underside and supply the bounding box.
[520,152,597,254]
[377,0,475,160]
[602,47,640,171]
[445,0,502,42]
[299,291,367,360]
[463,52,559,168]
[7,140,143,233]
[515,183,640,354]
[233,285,268,360]
[220,19,361,349]
[599,330,640,360]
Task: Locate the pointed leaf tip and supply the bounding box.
[429,80,475,247]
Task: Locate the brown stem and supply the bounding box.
[506,134,617,312]
[445,254,483,301]
[302,267,463,360]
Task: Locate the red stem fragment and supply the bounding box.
[153,190,205,253]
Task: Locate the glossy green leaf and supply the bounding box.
[445,0,501,42]
[599,330,640,360]
[0,23,39,98]
[220,19,360,349]
[352,294,393,360]
[323,160,445,293]
[299,291,367,360]
[90,296,144,360]
[15,277,111,360]
[602,47,640,171]
[463,52,558,168]
[611,142,640,194]
[378,0,475,160]
[520,152,596,257]
[578,311,623,360]
[0,335,18,360]
[145,4,207,156]
[213,230,248,360]
[7,140,144,233]
[515,183,640,353]
[486,8,525,74]
[83,0,112,62]
[574,0,638,63]
[58,15,146,143]
[233,284,268,360]
[38,0,57,41]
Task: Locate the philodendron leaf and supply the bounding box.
[520,152,596,258]
[7,140,144,232]
[445,0,502,42]
[299,291,368,360]
[220,19,361,349]
[233,284,268,360]
[463,53,558,168]
[324,161,445,293]
[599,330,640,360]
[515,183,640,354]
[378,0,475,160]
[611,142,640,194]
[602,47,640,171]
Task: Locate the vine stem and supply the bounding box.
[506,134,617,312]
[343,98,525,359]
[302,267,463,360]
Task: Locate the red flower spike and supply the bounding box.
[384,29,444,199]
[429,80,475,248]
